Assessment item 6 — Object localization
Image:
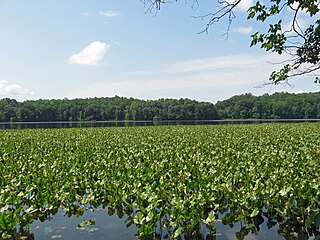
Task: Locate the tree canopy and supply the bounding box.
[2,92,320,122]
[0,97,219,122]
[142,0,320,84]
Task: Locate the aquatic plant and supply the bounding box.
[1,124,320,239]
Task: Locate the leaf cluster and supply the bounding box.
[247,0,320,82]
[1,124,320,239]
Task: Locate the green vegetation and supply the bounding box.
[0,96,218,122]
[1,123,320,239]
[2,91,320,122]
[215,92,320,119]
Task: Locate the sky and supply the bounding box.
[0,0,319,103]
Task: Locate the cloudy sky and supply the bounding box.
[0,0,319,103]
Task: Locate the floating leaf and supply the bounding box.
[44,226,53,235]
[76,207,85,217]
[18,236,28,240]
[85,227,99,233]
[1,124,320,239]
[1,232,12,239]
[51,235,62,239]
[250,208,259,218]
[77,218,96,228]
[174,226,182,238]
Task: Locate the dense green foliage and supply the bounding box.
[0,96,218,122]
[1,124,320,239]
[1,91,320,122]
[215,92,320,119]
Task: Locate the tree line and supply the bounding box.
[0,96,218,122]
[1,92,320,122]
[216,92,320,119]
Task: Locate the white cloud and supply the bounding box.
[283,17,309,33]
[129,54,284,76]
[68,41,110,66]
[68,53,290,101]
[0,81,34,97]
[229,0,254,11]
[99,10,119,17]
[233,26,254,34]
[238,0,254,11]
[81,10,119,17]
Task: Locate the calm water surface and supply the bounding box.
[1,119,320,130]
[27,208,288,240]
[30,208,137,240]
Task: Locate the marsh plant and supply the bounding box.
[1,124,320,239]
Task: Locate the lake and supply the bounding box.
[1,119,320,130]
[22,207,286,240]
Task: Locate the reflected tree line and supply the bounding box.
[1,92,320,122]
[5,206,319,240]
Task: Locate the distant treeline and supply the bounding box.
[0,96,218,122]
[215,92,320,119]
[1,92,320,122]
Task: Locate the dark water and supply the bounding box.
[29,208,137,240]
[4,205,318,239]
[1,119,320,130]
[27,208,285,240]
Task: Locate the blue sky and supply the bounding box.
[0,0,319,103]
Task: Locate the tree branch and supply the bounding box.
[195,0,241,35]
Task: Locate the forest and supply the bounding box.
[215,92,320,119]
[0,96,218,122]
[1,91,320,122]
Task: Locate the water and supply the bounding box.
[29,208,137,240]
[1,119,320,130]
[10,208,294,240]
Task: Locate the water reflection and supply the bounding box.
[1,119,320,130]
[3,207,311,240]
[29,208,137,240]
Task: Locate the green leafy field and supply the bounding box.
[1,123,320,239]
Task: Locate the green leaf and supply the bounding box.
[77,218,96,228]
[44,226,53,235]
[250,208,259,218]
[145,211,154,222]
[247,11,255,19]
[85,227,99,233]
[314,213,320,227]
[76,207,84,217]
[1,232,12,239]
[51,235,62,239]
[107,207,115,216]
[174,226,183,238]
[133,212,144,225]
[204,211,216,224]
